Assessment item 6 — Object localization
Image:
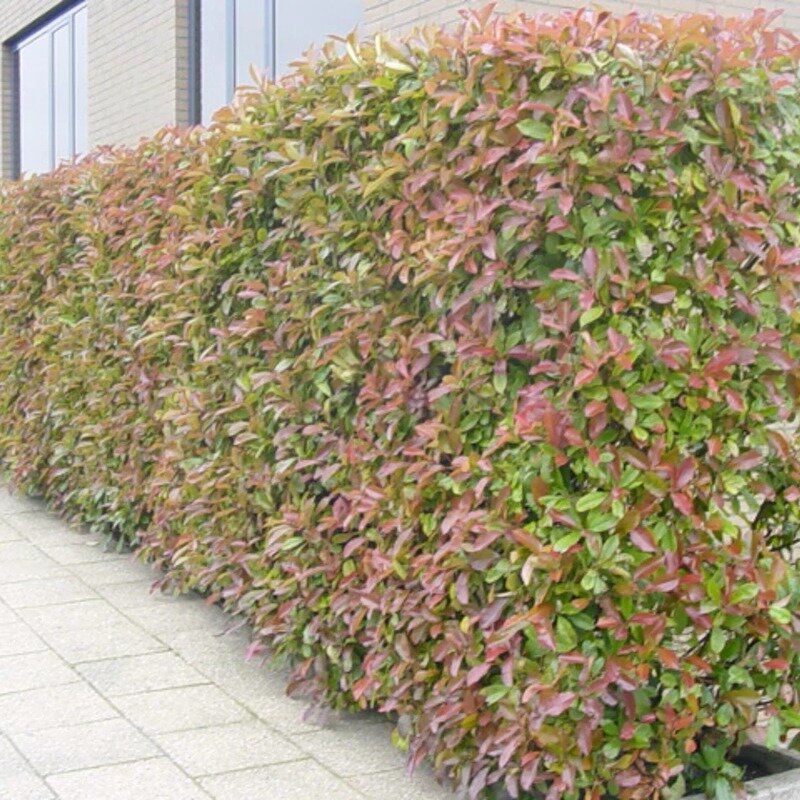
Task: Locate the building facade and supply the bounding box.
[0,0,362,178]
[0,0,796,178]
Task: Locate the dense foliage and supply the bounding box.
[1,7,800,798]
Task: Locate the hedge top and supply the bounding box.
[1,6,800,799]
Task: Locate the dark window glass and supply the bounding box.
[16,3,88,176]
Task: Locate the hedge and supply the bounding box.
[1,8,800,799]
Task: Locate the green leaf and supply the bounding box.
[710,627,726,654]
[482,684,511,705]
[555,617,578,652]
[769,606,792,625]
[576,492,606,512]
[765,716,781,749]
[780,708,800,728]
[579,307,603,327]
[631,394,664,411]
[714,777,736,800]
[730,583,759,604]
[539,71,556,90]
[516,119,551,140]
[553,531,582,552]
[569,61,596,77]
[586,512,618,532]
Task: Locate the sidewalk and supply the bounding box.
[0,486,453,800]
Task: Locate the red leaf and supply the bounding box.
[576,719,593,756]
[616,769,641,788]
[730,450,763,471]
[582,248,599,280]
[671,492,693,516]
[764,348,795,370]
[620,720,636,740]
[550,268,583,283]
[466,663,492,686]
[658,647,680,669]
[481,232,497,260]
[724,388,745,412]
[651,286,676,304]
[630,528,658,553]
[610,387,629,411]
[539,691,576,717]
[651,576,679,592]
[574,368,596,388]
[547,216,570,233]
[674,458,695,490]
[706,346,756,376]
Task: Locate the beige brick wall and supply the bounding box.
[364,0,800,37]
[87,0,191,149]
[0,0,191,177]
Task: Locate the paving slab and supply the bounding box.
[9,717,158,775]
[0,540,42,561]
[0,735,54,800]
[0,603,17,625]
[292,722,407,777]
[20,599,131,633]
[111,684,250,734]
[76,651,208,696]
[95,579,186,608]
[200,759,363,800]
[0,576,97,609]
[3,511,77,534]
[38,542,123,566]
[68,558,157,586]
[0,519,21,543]
[46,757,210,800]
[349,767,456,800]
[154,720,305,776]
[0,683,117,734]
[160,629,322,735]
[0,621,48,658]
[0,555,69,584]
[0,491,45,514]
[122,596,229,635]
[0,651,79,695]
[38,620,166,664]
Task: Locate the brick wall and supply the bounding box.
[364,0,800,37]
[0,0,191,178]
[87,0,191,150]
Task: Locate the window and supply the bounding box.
[197,0,272,126]
[194,0,362,125]
[273,0,361,77]
[14,3,88,176]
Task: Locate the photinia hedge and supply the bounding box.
[1,7,800,798]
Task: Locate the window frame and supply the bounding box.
[11,0,87,177]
